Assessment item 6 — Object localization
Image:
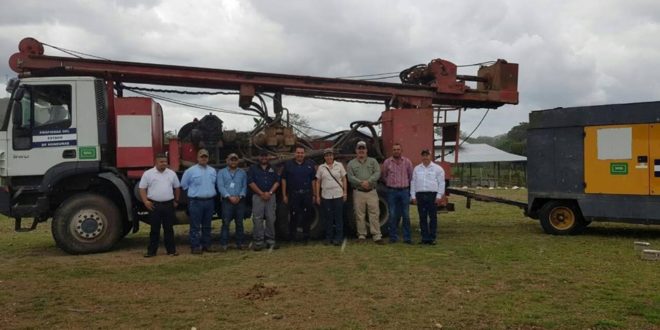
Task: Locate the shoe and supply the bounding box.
[389,239,398,244]
[375,239,386,245]
[266,243,280,250]
[202,247,218,253]
[167,252,179,256]
[143,253,156,258]
[191,249,203,255]
[220,245,228,252]
[429,241,437,245]
[404,240,413,245]
[418,241,427,245]
[253,245,263,251]
[323,240,332,246]
[357,238,367,244]
[332,241,342,246]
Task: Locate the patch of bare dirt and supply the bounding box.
[239,282,279,301]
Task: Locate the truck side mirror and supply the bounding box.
[12,102,22,127]
[6,78,19,94]
[13,86,25,101]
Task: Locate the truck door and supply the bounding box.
[650,124,660,195]
[7,83,78,176]
[584,124,649,195]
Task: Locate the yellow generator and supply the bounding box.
[526,101,660,234]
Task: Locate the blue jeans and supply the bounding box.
[387,188,411,242]
[188,198,215,250]
[416,192,438,242]
[220,198,245,247]
[322,197,344,243]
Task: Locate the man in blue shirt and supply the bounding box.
[247,150,280,251]
[282,146,317,243]
[181,149,217,254]
[216,153,247,250]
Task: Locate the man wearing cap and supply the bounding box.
[282,146,317,243]
[381,143,414,244]
[314,148,347,246]
[247,151,280,251]
[181,149,217,254]
[410,149,446,245]
[347,141,385,244]
[139,153,181,257]
[217,153,247,250]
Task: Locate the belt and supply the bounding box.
[387,186,409,190]
[149,199,174,204]
[290,189,311,194]
[189,196,215,201]
[355,188,373,192]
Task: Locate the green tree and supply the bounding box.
[462,122,528,156]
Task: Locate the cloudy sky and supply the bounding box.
[1,0,660,137]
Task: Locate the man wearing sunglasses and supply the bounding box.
[181,149,218,254]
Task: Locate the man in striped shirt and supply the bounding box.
[410,149,445,245]
[381,143,413,244]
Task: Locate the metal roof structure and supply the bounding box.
[436,142,527,163]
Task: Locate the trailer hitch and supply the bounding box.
[446,188,528,210]
[14,217,42,232]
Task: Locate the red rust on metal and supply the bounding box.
[10,37,519,109]
[18,37,44,55]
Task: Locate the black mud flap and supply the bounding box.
[14,217,42,232]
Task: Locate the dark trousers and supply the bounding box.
[148,201,176,254]
[416,192,438,242]
[322,197,344,243]
[189,198,215,250]
[387,187,411,242]
[220,198,245,247]
[289,191,314,240]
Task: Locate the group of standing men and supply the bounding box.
[138,141,445,257]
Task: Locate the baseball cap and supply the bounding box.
[197,149,209,157]
[323,148,334,155]
[356,141,367,149]
[227,153,239,160]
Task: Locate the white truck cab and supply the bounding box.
[1,77,134,254]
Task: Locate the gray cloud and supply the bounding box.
[2,0,660,137]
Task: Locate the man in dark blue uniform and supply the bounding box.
[282,146,317,243]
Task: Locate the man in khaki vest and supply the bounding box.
[346,141,385,244]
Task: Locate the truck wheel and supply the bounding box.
[51,194,123,254]
[538,200,586,235]
[275,202,325,240]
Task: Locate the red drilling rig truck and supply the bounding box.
[1,37,518,254]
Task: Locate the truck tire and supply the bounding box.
[345,195,389,238]
[538,200,586,235]
[51,194,123,254]
[275,201,325,240]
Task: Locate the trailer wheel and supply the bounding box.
[51,194,123,254]
[538,200,585,235]
[275,201,325,240]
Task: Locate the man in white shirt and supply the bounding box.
[139,153,181,257]
[410,149,445,245]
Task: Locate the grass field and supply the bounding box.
[1,189,659,329]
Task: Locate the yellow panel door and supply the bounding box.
[650,124,660,195]
[584,124,649,195]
